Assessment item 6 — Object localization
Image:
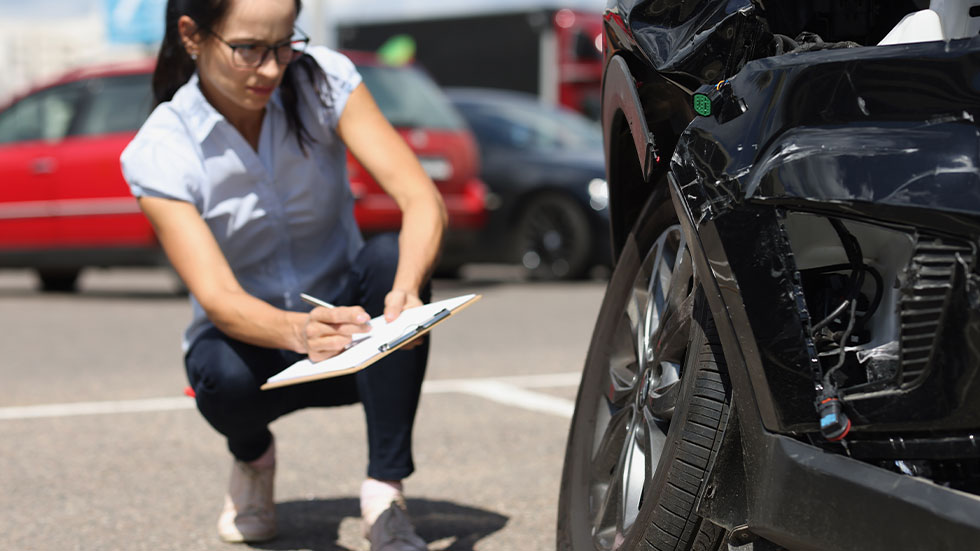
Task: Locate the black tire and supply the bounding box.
[37,269,81,293]
[557,192,731,551]
[514,192,593,280]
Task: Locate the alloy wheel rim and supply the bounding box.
[587,224,693,550]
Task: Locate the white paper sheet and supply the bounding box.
[263,294,478,388]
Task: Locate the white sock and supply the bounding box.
[360,478,404,526]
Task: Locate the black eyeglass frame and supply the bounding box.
[203,26,310,68]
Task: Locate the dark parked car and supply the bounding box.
[558,1,980,550]
[445,87,610,279]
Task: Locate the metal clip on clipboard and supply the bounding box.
[378,308,451,352]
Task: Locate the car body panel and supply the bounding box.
[47,132,151,247]
[0,139,61,248]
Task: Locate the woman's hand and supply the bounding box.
[384,289,426,350]
[384,289,423,322]
[303,306,372,362]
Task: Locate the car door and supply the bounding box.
[0,81,84,250]
[53,73,154,248]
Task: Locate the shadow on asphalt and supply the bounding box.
[250,497,508,551]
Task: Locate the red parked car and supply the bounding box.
[0,54,486,291]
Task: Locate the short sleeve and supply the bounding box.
[120,106,201,204]
[303,46,364,129]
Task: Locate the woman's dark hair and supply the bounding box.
[153,0,326,152]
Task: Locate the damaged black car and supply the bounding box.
[558,1,980,550]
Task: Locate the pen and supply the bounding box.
[300,293,336,309]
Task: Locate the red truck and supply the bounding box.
[334,5,604,119]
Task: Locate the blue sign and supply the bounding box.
[104,0,167,44]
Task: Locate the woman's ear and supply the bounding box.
[177,15,202,59]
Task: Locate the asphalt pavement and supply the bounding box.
[0,266,607,551]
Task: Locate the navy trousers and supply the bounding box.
[184,234,430,481]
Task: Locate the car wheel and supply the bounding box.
[37,269,81,293]
[515,192,592,280]
[557,194,731,551]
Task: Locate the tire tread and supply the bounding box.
[642,313,730,551]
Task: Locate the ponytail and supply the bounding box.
[153,0,227,105]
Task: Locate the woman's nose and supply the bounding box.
[256,53,283,79]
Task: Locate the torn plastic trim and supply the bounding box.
[601,55,661,183]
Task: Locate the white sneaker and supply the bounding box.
[216,444,277,543]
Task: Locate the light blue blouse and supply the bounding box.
[121,47,365,352]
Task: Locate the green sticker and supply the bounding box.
[693,93,712,117]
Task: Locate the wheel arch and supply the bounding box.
[602,54,689,264]
[602,54,782,535]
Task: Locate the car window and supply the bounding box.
[0,82,84,144]
[357,64,465,130]
[454,99,603,152]
[452,108,514,148]
[74,74,153,136]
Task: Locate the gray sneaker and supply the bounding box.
[368,502,427,551]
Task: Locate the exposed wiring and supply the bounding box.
[805,218,867,441]
[822,299,858,388]
[811,299,849,333]
[806,219,866,343]
[829,218,866,304]
[802,262,883,332]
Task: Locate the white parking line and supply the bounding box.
[427,380,576,419]
[0,397,195,421]
[0,372,582,421]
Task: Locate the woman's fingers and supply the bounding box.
[307,334,355,362]
[308,305,370,328]
[384,289,422,322]
[384,291,407,322]
[384,289,426,348]
[304,306,372,360]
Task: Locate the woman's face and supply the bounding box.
[183,0,297,124]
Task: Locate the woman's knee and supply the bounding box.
[186,333,268,413]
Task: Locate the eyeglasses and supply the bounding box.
[205,27,310,68]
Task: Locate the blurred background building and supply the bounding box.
[0,0,160,102]
[0,0,603,105]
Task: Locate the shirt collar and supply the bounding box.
[171,73,284,145]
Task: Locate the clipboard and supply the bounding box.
[261,294,481,390]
